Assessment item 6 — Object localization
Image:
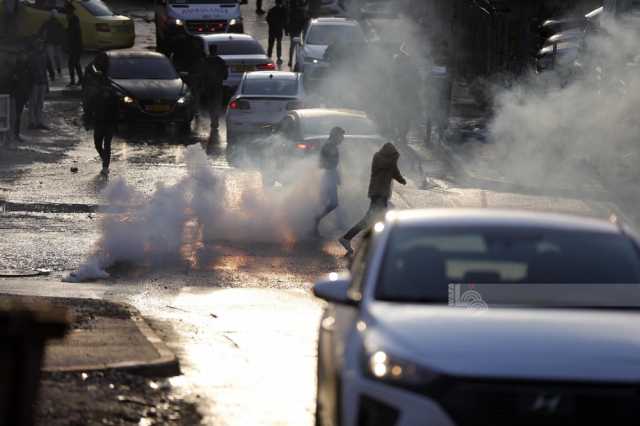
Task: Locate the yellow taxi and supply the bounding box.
[3,0,135,50]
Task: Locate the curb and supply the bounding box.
[43,303,180,378]
[46,89,82,101]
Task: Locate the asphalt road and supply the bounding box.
[0,1,623,425]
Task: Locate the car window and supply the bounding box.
[301,115,377,136]
[376,227,640,304]
[109,58,178,80]
[306,24,365,46]
[208,40,265,55]
[242,78,298,96]
[80,0,114,16]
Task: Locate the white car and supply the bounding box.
[225,71,304,144]
[313,209,640,426]
[293,17,366,82]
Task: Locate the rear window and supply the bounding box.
[306,24,365,45]
[81,0,114,16]
[301,115,377,136]
[109,58,178,80]
[242,78,298,96]
[376,227,640,303]
[208,40,265,55]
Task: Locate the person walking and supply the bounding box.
[65,2,83,86]
[339,142,406,255]
[287,0,306,68]
[89,68,119,176]
[40,10,65,81]
[9,50,35,142]
[267,0,287,65]
[313,126,345,236]
[196,44,228,135]
[28,37,49,130]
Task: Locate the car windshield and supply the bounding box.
[242,78,298,96]
[376,226,640,304]
[109,58,178,80]
[209,40,265,55]
[306,24,365,46]
[81,0,114,16]
[301,115,376,136]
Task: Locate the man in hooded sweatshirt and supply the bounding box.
[339,142,406,255]
[313,126,345,236]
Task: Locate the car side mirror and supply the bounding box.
[313,272,358,306]
[292,37,301,46]
[179,71,189,80]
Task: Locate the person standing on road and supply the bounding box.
[313,126,345,236]
[9,51,35,143]
[28,37,50,130]
[287,0,306,68]
[89,68,119,176]
[267,0,287,66]
[339,142,406,255]
[65,3,83,86]
[197,44,228,136]
[39,10,65,81]
[391,50,421,144]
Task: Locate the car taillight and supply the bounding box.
[256,62,276,71]
[296,143,308,150]
[286,101,303,110]
[96,23,111,32]
[229,99,250,110]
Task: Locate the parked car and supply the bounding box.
[195,33,275,97]
[154,0,243,55]
[292,17,366,82]
[82,50,195,132]
[313,209,640,426]
[1,0,135,50]
[225,71,304,145]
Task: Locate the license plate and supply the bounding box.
[233,65,255,73]
[145,104,170,113]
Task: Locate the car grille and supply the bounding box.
[186,20,227,34]
[435,379,640,426]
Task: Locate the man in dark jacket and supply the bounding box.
[287,0,306,68]
[197,44,228,133]
[65,3,83,86]
[28,37,49,130]
[339,142,406,254]
[313,126,344,236]
[267,0,287,65]
[90,70,119,176]
[40,10,65,80]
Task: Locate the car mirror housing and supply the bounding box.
[313,273,358,306]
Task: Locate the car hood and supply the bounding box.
[303,44,328,60]
[112,79,185,101]
[368,303,640,382]
[168,3,240,20]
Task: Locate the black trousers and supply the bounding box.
[94,123,114,169]
[256,0,262,10]
[343,196,388,241]
[268,32,283,59]
[68,50,83,83]
[14,96,27,138]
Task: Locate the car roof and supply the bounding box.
[311,17,359,26]
[388,209,622,235]
[198,34,257,42]
[245,71,298,81]
[292,108,368,120]
[105,50,167,60]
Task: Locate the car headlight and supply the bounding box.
[229,18,241,26]
[122,95,134,104]
[177,96,187,105]
[365,349,438,387]
[305,57,320,64]
[173,18,184,26]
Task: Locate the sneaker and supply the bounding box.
[100,167,109,177]
[276,58,283,65]
[256,8,265,14]
[339,237,353,255]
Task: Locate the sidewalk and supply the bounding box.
[0,293,178,375]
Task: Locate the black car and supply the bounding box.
[82,50,195,132]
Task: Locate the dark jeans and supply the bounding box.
[343,196,388,241]
[13,96,27,138]
[68,50,83,83]
[256,0,262,10]
[94,123,114,169]
[268,33,283,60]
